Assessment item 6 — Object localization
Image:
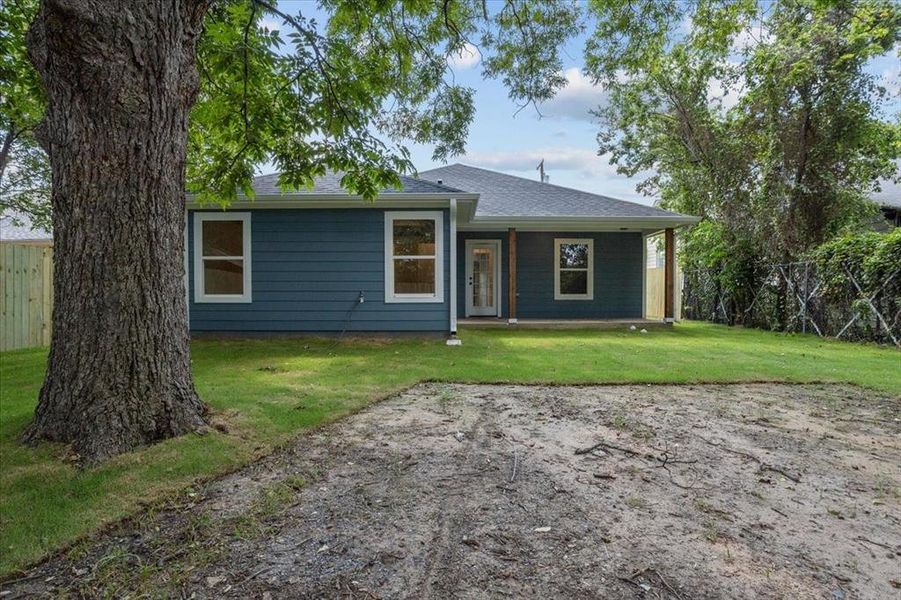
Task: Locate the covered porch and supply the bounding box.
[453,226,681,333]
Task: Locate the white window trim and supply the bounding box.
[554,238,594,301]
[193,212,252,303]
[384,211,444,303]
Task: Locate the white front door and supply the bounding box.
[465,240,501,317]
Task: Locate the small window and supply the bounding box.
[554,238,593,300]
[194,212,251,303]
[385,211,444,303]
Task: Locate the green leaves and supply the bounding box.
[588,0,900,279]
[3,1,594,207]
[0,0,50,228]
[186,0,585,203]
[0,0,43,133]
[810,229,901,303]
[480,1,583,111]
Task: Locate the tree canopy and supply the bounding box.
[2,0,588,216]
[0,0,48,227]
[588,0,900,268]
[3,0,898,230]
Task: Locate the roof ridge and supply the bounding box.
[421,163,677,216]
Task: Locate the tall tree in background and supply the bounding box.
[586,0,900,279]
[15,0,582,462]
[0,0,49,228]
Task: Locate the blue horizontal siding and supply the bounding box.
[188,209,450,333]
[516,232,643,319]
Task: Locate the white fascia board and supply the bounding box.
[458,215,700,232]
[185,193,479,210]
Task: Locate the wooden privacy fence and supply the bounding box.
[0,244,53,351]
[646,266,682,320]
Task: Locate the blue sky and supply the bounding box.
[274,1,900,206]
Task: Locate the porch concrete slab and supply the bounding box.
[457,318,668,329]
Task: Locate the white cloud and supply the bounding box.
[707,76,742,110]
[537,68,608,122]
[731,24,771,54]
[448,43,481,70]
[259,17,280,32]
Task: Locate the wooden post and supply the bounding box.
[508,228,517,323]
[448,199,458,336]
[664,228,675,322]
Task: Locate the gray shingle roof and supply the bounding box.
[249,171,466,196]
[418,163,687,219]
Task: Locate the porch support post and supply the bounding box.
[508,227,517,323]
[449,199,458,336]
[641,233,647,320]
[664,227,675,323]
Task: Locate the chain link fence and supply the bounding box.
[683,261,900,346]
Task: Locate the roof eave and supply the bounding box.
[459,214,700,231]
[185,192,480,209]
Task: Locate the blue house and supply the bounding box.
[185,164,698,337]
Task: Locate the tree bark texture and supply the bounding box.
[22,0,210,463]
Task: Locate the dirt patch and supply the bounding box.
[3,383,900,599]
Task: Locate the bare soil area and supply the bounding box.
[3,383,900,599]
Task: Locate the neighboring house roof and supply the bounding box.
[0,211,52,243]
[247,171,468,197]
[418,163,686,220]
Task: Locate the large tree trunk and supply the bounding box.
[22,0,210,463]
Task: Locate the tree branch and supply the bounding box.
[241,1,256,135]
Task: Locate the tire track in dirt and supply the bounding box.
[414,396,496,598]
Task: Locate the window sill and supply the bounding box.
[384,295,444,304]
[194,295,253,304]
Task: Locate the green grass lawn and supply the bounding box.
[0,322,898,576]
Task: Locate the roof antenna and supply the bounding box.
[536,159,549,183]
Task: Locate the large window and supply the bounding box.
[554,238,593,300]
[194,212,252,303]
[385,211,444,303]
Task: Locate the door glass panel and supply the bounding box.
[471,247,494,308]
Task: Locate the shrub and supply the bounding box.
[810,229,901,302]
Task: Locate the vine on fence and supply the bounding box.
[683,230,901,346]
